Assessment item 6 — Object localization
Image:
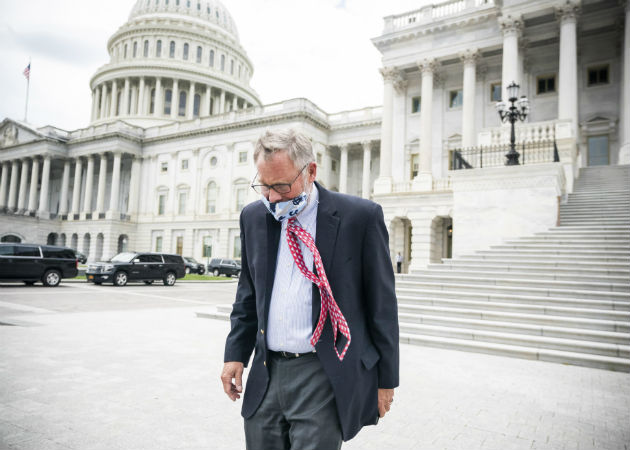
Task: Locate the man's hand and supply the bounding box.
[378,388,395,418]
[221,361,244,401]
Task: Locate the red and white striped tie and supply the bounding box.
[286,217,351,361]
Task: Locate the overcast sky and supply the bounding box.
[0,0,431,131]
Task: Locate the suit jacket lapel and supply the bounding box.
[264,212,281,327]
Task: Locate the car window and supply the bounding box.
[138,254,163,263]
[42,248,75,259]
[111,252,136,262]
[0,245,15,256]
[14,246,41,257]
[163,254,183,263]
[210,258,220,265]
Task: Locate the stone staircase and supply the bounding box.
[396,164,630,371]
[199,165,630,371]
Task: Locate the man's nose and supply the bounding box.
[268,189,282,203]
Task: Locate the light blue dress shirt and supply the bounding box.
[266,184,319,353]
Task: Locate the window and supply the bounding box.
[164,89,172,115]
[197,1,200,10]
[490,83,502,102]
[181,159,189,170]
[206,181,218,213]
[155,236,163,251]
[209,50,214,67]
[193,94,201,117]
[14,245,40,257]
[178,192,187,214]
[411,96,421,114]
[158,194,166,215]
[332,160,337,171]
[449,89,463,108]
[537,75,556,94]
[220,54,225,71]
[124,44,128,58]
[161,162,168,173]
[587,135,609,166]
[183,43,189,60]
[238,65,241,78]
[587,65,609,87]
[156,40,162,57]
[186,0,190,7]
[230,59,234,75]
[143,40,149,57]
[169,41,175,58]
[411,154,419,178]
[233,236,241,259]
[179,91,187,116]
[196,46,202,63]
[150,88,155,113]
[164,254,183,263]
[210,156,218,167]
[202,236,212,257]
[139,254,163,263]
[133,41,138,57]
[235,186,247,211]
[238,151,247,163]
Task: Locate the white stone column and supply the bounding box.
[17,159,30,211]
[0,162,9,209]
[556,2,580,136]
[91,88,98,121]
[155,78,163,116]
[171,79,179,118]
[28,158,40,212]
[187,82,196,119]
[71,158,83,216]
[38,155,51,214]
[7,160,19,210]
[374,67,398,194]
[460,49,480,148]
[205,85,212,116]
[100,84,108,119]
[361,141,372,199]
[415,59,438,190]
[82,155,94,214]
[110,79,118,116]
[59,160,71,216]
[621,1,630,164]
[499,15,522,102]
[339,144,349,194]
[219,90,226,114]
[127,156,141,216]
[122,78,130,116]
[138,77,146,115]
[232,95,238,112]
[96,153,108,214]
[108,152,122,215]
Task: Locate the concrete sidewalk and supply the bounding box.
[1,303,629,450]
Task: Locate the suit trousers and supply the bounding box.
[244,352,343,450]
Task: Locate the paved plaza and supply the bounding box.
[0,282,628,450]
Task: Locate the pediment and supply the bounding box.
[0,119,42,149]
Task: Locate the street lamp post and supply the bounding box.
[496,81,529,165]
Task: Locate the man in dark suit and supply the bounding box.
[221,129,399,449]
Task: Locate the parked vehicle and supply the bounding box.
[0,243,78,287]
[85,252,186,286]
[207,258,241,277]
[75,251,87,264]
[183,257,205,275]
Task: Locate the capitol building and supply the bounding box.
[0,0,628,269]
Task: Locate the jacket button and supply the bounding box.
[263,361,266,366]
[260,329,264,334]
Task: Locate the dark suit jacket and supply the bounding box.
[224,182,399,441]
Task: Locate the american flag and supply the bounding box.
[23,63,30,80]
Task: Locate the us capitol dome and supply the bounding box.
[89,0,261,127]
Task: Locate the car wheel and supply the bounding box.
[213,269,219,276]
[198,268,205,275]
[185,267,190,274]
[23,280,36,286]
[163,271,176,286]
[114,271,128,286]
[144,280,153,285]
[42,269,61,287]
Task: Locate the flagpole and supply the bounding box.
[24,58,31,122]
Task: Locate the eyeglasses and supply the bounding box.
[251,163,309,195]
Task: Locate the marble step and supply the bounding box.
[462,252,630,263]
[438,258,630,273]
[490,243,630,252]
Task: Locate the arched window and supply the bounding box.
[207,5,210,13]
[176,0,180,5]
[206,181,218,213]
[183,43,189,60]
[164,89,172,115]
[220,54,225,71]
[133,41,138,57]
[156,39,162,57]
[150,88,156,114]
[124,44,128,58]
[196,46,202,63]
[143,40,149,57]
[197,1,200,10]
[169,41,175,58]
[209,50,214,67]
[186,0,190,7]
[193,94,201,117]
[178,91,186,116]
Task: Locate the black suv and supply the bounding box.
[207,258,241,277]
[86,252,186,286]
[183,257,205,275]
[0,243,78,287]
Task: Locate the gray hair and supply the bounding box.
[253,129,315,169]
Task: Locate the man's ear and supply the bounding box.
[308,162,317,183]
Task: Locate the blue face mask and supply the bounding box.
[261,191,308,222]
